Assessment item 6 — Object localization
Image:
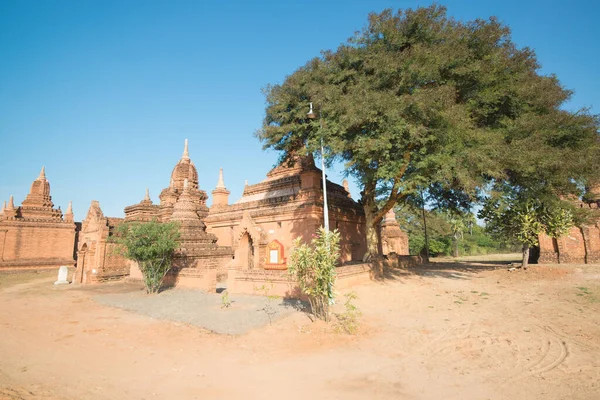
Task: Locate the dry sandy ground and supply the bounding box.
[1,260,599,400]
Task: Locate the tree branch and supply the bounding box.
[372,151,412,225]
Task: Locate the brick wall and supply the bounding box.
[0,221,76,269]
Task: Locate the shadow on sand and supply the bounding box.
[381,258,516,282]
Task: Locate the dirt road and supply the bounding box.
[1,261,599,400]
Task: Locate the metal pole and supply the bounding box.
[320,118,333,306]
[308,102,329,233]
[321,131,329,233]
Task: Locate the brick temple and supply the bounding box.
[6,138,600,292]
[0,167,76,270]
[1,140,413,294]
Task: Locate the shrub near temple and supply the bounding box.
[110,220,180,293]
[288,228,340,322]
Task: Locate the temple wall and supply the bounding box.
[207,207,367,268]
[335,263,373,290]
[164,266,217,292]
[227,267,300,298]
[537,200,600,265]
[335,218,368,262]
[0,221,76,269]
[580,225,600,263]
[557,227,587,264]
[539,225,600,265]
[74,239,130,284]
[99,243,131,281]
[226,262,406,299]
[538,233,559,263]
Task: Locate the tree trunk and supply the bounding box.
[453,238,459,258]
[522,244,530,270]
[364,205,380,260]
[362,192,381,260]
[420,190,430,262]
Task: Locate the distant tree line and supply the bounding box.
[394,205,519,257]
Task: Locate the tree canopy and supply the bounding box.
[258,5,600,254]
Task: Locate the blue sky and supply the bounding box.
[1,0,598,221]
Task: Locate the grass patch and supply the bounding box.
[575,286,598,303]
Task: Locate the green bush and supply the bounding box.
[110,220,180,294]
[288,228,340,322]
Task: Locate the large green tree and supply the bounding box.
[258,5,600,255]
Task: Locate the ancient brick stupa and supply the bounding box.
[158,139,209,221]
[121,141,233,290]
[0,167,76,269]
[380,209,409,256]
[166,177,233,290]
[124,139,210,223]
[171,178,222,253]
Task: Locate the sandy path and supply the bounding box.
[1,263,599,400]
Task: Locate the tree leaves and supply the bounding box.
[110,220,180,293]
[258,5,600,253]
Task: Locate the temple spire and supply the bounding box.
[182,139,190,160]
[211,168,230,207]
[7,195,15,210]
[216,168,225,189]
[0,201,5,214]
[145,188,150,201]
[38,166,46,181]
[63,201,74,222]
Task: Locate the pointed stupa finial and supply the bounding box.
[182,139,190,160]
[216,168,225,189]
[383,208,397,225]
[183,178,189,190]
[343,179,352,198]
[1,201,6,214]
[7,195,15,210]
[244,179,248,186]
[38,166,46,181]
[66,201,73,215]
[145,188,150,201]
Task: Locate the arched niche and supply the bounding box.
[265,239,287,270]
[233,212,266,270]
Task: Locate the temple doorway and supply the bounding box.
[239,232,254,270]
